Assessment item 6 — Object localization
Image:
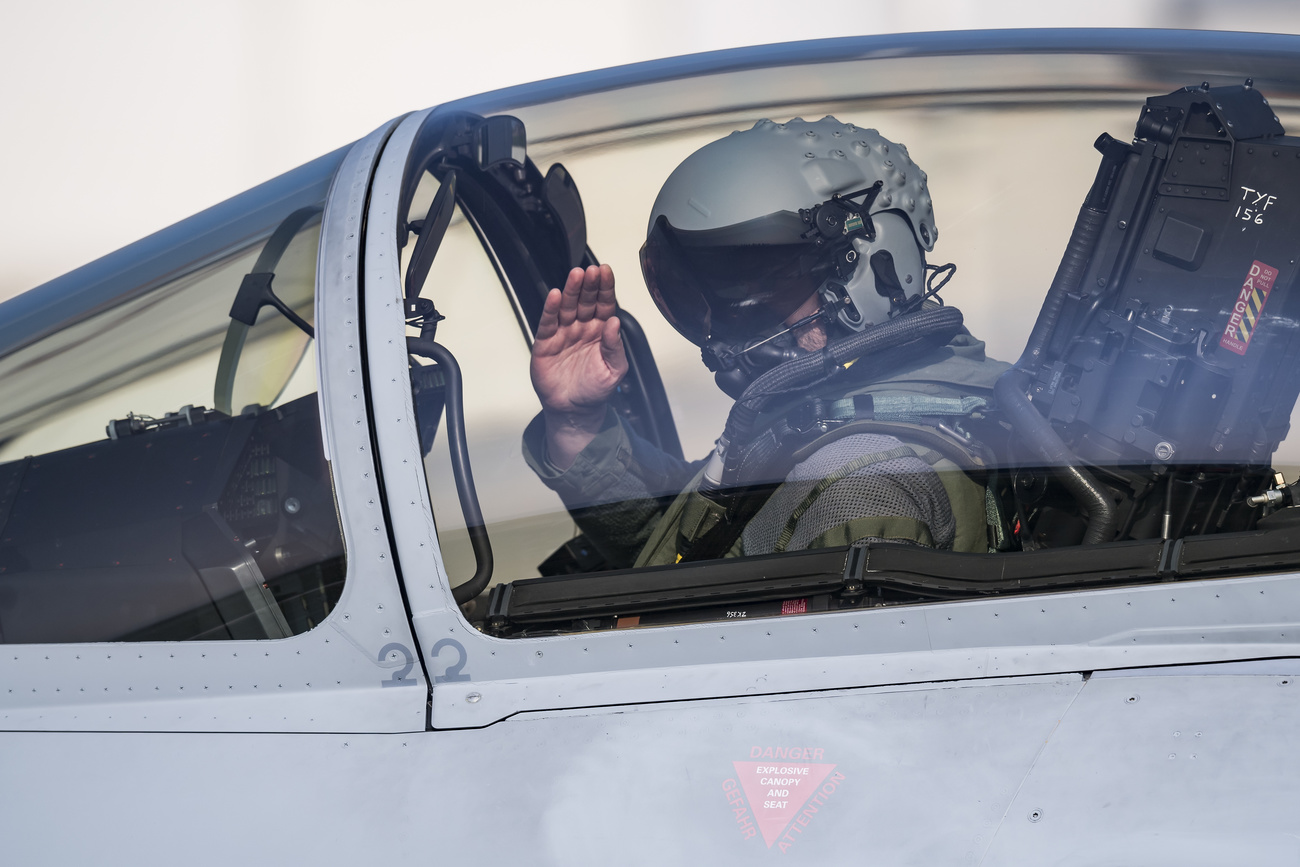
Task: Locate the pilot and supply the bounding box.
[523,117,1009,568]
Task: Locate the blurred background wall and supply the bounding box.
[3,0,1300,301]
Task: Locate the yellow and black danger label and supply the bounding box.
[1220,259,1279,356]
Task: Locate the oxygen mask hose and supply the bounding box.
[703,305,966,492]
[995,369,1116,545]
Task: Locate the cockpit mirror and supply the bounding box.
[542,163,587,270]
[405,170,458,303]
[474,115,526,169]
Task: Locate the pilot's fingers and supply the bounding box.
[595,264,617,320]
[535,287,563,342]
[574,265,603,322]
[556,267,585,325]
[600,315,626,372]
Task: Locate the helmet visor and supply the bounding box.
[640,213,829,345]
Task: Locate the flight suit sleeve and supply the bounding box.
[522,408,703,567]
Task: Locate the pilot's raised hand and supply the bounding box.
[530,264,628,469]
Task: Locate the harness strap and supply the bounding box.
[773,444,943,553]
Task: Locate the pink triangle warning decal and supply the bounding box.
[731,756,839,848]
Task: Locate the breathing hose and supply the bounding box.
[709,305,966,490]
[995,369,1117,545]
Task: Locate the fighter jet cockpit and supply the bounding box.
[12,33,1300,865]
[395,78,1300,637]
[0,153,349,642]
[6,44,1300,651]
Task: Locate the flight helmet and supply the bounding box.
[640,117,939,388]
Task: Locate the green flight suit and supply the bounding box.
[523,333,1009,569]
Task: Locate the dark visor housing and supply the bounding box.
[640,211,835,346]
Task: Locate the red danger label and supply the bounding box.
[1220,260,1279,355]
[723,747,845,853]
[781,599,807,615]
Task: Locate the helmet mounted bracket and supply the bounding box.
[798,180,885,249]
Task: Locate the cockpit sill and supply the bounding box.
[483,510,1300,636]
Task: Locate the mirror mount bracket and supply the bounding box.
[405,297,444,342]
[228,272,315,339]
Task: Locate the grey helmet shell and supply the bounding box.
[643,117,938,337]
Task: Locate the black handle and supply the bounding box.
[407,337,494,604]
